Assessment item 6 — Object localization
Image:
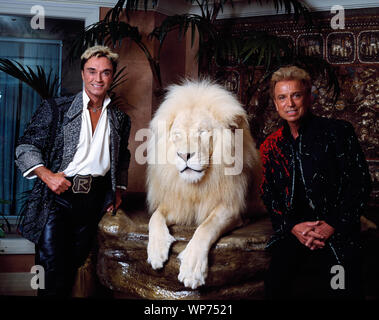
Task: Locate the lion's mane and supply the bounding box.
[146,79,262,226]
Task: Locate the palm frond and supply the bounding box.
[70,20,142,59]
[109,66,128,92]
[248,0,311,22]
[107,66,130,110]
[212,36,243,65]
[69,0,312,92]
[68,19,164,85]
[149,14,217,51]
[104,0,310,26]
[245,32,293,68]
[244,55,340,106]
[0,58,60,99]
[15,189,32,233]
[213,33,339,106]
[188,0,311,22]
[0,212,12,234]
[212,31,293,70]
[104,0,159,22]
[183,0,309,22]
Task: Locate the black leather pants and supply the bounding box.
[35,174,111,297]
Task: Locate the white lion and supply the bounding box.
[146,79,263,289]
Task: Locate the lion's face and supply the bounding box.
[148,80,256,191]
[168,109,218,183]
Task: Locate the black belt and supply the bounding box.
[66,174,109,194]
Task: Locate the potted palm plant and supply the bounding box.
[69,0,339,105]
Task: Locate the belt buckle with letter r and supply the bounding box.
[72,174,92,194]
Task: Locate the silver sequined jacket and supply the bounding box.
[15,92,131,243]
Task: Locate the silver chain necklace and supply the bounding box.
[89,106,102,113]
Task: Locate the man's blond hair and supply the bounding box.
[80,45,119,72]
[270,66,312,99]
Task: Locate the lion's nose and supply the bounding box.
[177,152,195,161]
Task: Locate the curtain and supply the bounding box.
[0,38,61,216]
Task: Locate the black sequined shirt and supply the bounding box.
[260,113,372,263]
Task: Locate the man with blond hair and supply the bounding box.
[260,65,372,299]
[15,46,131,297]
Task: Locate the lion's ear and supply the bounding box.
[167,116,176,132]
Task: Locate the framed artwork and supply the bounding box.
[358,30,379,63]
[297,33,324,58]
[326,32,355,64]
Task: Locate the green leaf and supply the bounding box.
[0,58,60,99]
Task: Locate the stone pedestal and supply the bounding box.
[96,193,273,299]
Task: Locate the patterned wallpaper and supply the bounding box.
[202,8,379,206]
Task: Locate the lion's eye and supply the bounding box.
[171,131,182,140]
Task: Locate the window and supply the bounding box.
[0,37,62,219]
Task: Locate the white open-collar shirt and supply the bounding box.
[63,90,111,177]
[25,90,111,178]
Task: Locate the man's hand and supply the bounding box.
[34,166,71,195]
[312,220,335,241]
[106,188,126,213]
[291,221,326,250]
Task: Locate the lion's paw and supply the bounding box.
[147,230,176,270]
[177,244,208,289]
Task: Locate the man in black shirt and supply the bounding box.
[260,66,372,299]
